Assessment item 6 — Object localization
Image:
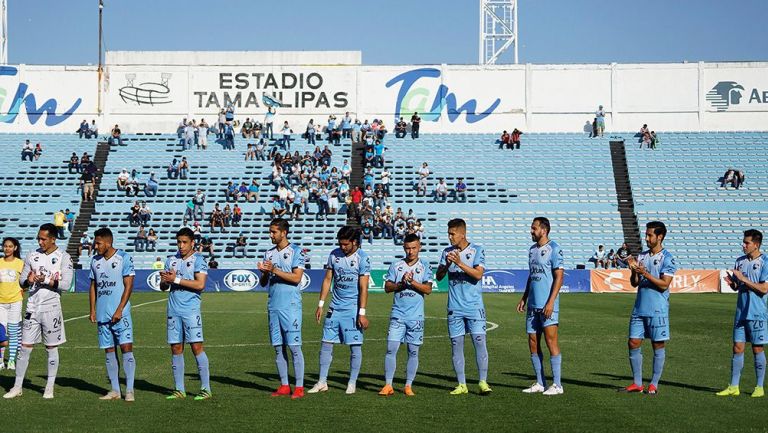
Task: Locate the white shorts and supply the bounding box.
[0,301,23,325]
[22,309,66,346]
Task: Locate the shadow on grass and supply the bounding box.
[41,376,104,395]
[0,375,44,394]
[418,370,514,390]
[502,371,616,390]
[592,372,718,393]
[204,373,272,392]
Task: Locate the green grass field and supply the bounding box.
[2,292,766,433]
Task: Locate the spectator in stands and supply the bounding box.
[65,208,76,234]
[352,119,362,143]
[722,168,746,189]
[255,139,266,161]
[615,243,630,268]
[245,143,255,161]
[225,104,235,123]
[417,162,430,196]
[413,219,425,240]
[640,128,652,149]
[80,167,97,201]
[455,177,467,202]
[341,112,353,139]
[290,188,304,220]
[134,226,148,252]
[108,124,124,146]
[198,119,209,150]
[595,105,605,137]
[590,245,609,269]
[33,142,42,161]
[305,119,316,145]
[499,130,510,149]
[373,140,385,168]
[193,189,206,221]
[81,152,91,166]
[650,131,659,149]
[281,121,293,150]
[361,119,371,142]
[435,178,448,202]
[232,203,242,226]
[145,173,159,197]
[591,118,598,138]
[241,117,254,138]
[68,153,80,174]
[361,216,374,245]
[395,117,407,138]
[53,210,66,239]
[125,170,140,196]
[129,201,141,226]
[89,120,99,138]
[210,203,226,233]
[191,221,203,242]
[264,107,276,140]
[78,232,93,257]
[511,128,522,150]
[139,202,152,225]
[606,249,617,268]
[247,179,260,202]
[117,168,130,190]
[233,233,248,258]
[198,236,214,257]
[236,182,248,202]
[411,112,421,139]
[316,188,330,220]
[393,218,407,245]
[167,158,179,179]
[147,228,158,252]
[208,257,219,269]
[224,121,235,151]
[328,187,340,215]
[271,196,287,219]
[216,110,226,139]
[78,120,90,139]
[638,124,649,142]
[179,157,190,179]
[182,200,194,225]
[225,181,237,202]
[21,140,33,162]
[152,256,164,270]
[223,204,233,227]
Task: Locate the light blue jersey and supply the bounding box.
[165,252,208,316]
[632,249,676,317]
[385,258,432,320]
[264,243,305,310]
[325,248,371,312]
[440,243,485,316]
[89,250,135,323]
[734,254,768,321]
[527,241,564,311]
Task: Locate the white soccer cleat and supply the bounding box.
[99,390,121,400]
[3,387,22,399]
[6,361,15,370]
[345,383,356,395]
[543,384,564,396]
[125,391,135,402]
[307,382,328,394]
[522,382,545,393]
[43,385,55,399]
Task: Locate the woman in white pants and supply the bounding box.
[0,238,24,370]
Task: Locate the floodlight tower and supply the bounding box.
[479,0,518,65]
[0,0,7,64]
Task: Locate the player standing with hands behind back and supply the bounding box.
[622,221,676,395]
[517,217,565,395]
[160,227,211,401]
[4,223,73,400]
[716,229,768,398]
[436,218,491,395]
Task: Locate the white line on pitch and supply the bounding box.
[63,298,166,323]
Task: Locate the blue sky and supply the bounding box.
[7,0,768,65]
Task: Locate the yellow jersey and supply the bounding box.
[0,258,24,303]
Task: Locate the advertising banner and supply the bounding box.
[480,269,591,293]
[591,269,721,293]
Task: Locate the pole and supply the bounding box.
[97,0,103,114]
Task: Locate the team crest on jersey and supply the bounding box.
[51,258,58,265]
[283,252,289,260]
[653,259,659,266]
[187,261,192,267]
[541,250,546,256]
[335,257,340,264]
[350,261,356,268]
[112,262,118,269]
[755,263,761,271]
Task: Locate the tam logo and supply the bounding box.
[386,68,501,124]
[224,270,259,291]
[0,66,81,126]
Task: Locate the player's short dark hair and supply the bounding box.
[93,227,113,240]
[447,218,466,230]
[744,229,763,245]
[403,234,420,244]
[176,227,195,241]
[270,218,290,234]
[2,237,21,259]
[336,225,361,243]
[39,223,58,239]
[533,217,551,234]
[646,221,667,239]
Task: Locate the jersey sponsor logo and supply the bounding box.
[147,271,163,291]
[223,270,259,291]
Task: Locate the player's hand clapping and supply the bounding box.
[159,269,177,284]
[257,260,273,273]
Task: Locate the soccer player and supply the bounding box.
[435,218,491,395]
[308,226,371,394]
[4,223,73,399]
[622,221,676,395]
[717,229,768,398]
[257,218,306,399]
[379,234,433,397]
[516,217,565,395]
[159,227,211,400]
[88,228,137,402]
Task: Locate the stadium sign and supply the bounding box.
[146,271,163,291]
[0,66,81,126]
[223,270,260,292]
[706,81,768,112]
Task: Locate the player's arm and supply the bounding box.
[52,253,74,291]
[731,269,768,295]
[435,263,449,281]
[88,279,97,323]
[454,260,484,281]
[113,275,134,322]
[543,268,564,318]
[638,270,672,291]
[180,271,208,292]
[357,274,370,330]
[517,275,531,313]
[258,263,270,287]
[315,269,333,323]
[19,257,34,290]
[409,278,433,295]
[271,266,304,285]
[384,279,402,293]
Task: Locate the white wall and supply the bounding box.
[1,55,768,134]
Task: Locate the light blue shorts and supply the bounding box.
[447,309,486,338]
[734,317,768,345]
[269,308,302,346]
[629,314,669,342]
[167,312,204,344]
[387,317,424,345]
[322,308,363,345]
[97,313,133,349]
[526,308,559,334]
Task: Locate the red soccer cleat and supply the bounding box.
[291,387,305,399]
[619,383,645,393]
[645,384,658,395]
[271,385,292,397]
